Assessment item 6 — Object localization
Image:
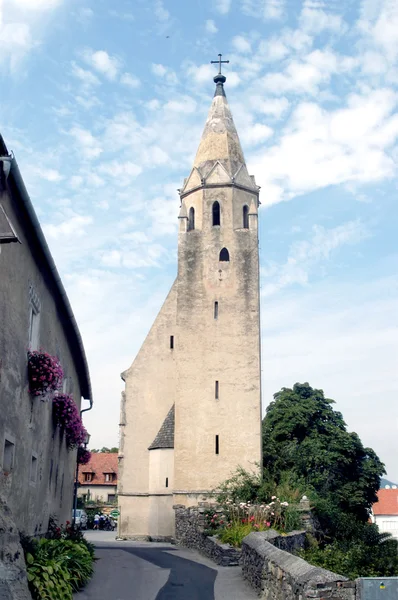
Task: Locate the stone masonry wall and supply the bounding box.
[174,504,241,566]
[241,532,357,600]
[0,498,31,600]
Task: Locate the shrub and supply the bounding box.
[25,537,94,599]
[47,517,95,557]
[28,351,63,398]
[52,394,87,449]
[298,525,398,579]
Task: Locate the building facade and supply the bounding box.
[118,70,262,539]
[371,487,398,540]
[0,134,92,541]
[78,453,118,504]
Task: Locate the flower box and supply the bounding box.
[28,351,63,398]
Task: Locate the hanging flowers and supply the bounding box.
[77,446,91,465]
[53,394,87,450]
[28,351,63,398]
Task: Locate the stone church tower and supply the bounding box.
[118,66,262,540]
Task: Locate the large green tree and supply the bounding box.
[262,383,385,523]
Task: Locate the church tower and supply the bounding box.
[118,62,262,540]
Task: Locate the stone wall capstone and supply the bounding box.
[241,531,356,600]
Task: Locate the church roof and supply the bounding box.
[192,76,246,179]
[148,404,175,450]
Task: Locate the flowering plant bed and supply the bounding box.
[205,497,301,548]
[53,394,87,450]
[28,351,63,398]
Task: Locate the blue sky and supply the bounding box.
[1,0,397,481]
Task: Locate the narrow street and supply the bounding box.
[74,531,257,600]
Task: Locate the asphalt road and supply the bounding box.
[74,531,257,600]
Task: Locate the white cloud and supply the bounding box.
[44,214,93,239]
[205,19,218,34]
[69,126,102,159]
[241,123,273,146]
[251,88,398,205]
[77,7,93,20]
[0,21,33,71]
[261,220,369,296]
[299,1,346,34]
[120,72,141,88]
[151,63,177,84]
[152,63,167,77]
[357,0,398,63]
[82,49,121,81]
[100,160,142,186]
[232,35,251,53]
[71,62,100,87]
[249,96,290,119]
[154,0,170,22]
[215,0,231,15]
[186,63,214,85]
[33,167,63,182]
[242,0,285,20]
[260,49,355,96]
[11,0,62,9]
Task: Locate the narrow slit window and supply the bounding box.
[214,301,218,320]
[243,205,249,229]
[165,477,169,488]
[215,380,219,399]
[212,201,220,226]
[30,455,37,483]
[219,248,230,262]
[170,335,174,350]
[3,439,15,474]
[215,435,219,455]
[188,207,195,231]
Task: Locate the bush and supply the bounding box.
[24,534,94,599]
[299,526,398,579]
[26,548,72,600]
[47,517,95,557]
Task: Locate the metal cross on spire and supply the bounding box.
[211,53,229,75]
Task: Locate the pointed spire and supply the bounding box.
[192,68,246,179]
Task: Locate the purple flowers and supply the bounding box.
[28,351,63,398]
[53,394,87,450]
[77,446,91,465]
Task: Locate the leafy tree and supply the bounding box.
[262,383,385,526]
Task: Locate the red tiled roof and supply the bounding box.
[78,452,118,486]
[373,489,398,515]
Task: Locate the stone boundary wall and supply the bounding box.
[174,504,241,566]
[174,504,307,568]
[241,531,357,600]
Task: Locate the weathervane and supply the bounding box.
[211,53,229,76]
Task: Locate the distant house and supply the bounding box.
[371,487,398,540]
[78,453,118,504]
[0,134,92,539]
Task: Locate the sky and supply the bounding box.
[1,0,397,481]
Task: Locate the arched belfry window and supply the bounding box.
[243,205,249,229]
[219,248,230,262]
[188,207,195,231]
[212,201,220,226]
